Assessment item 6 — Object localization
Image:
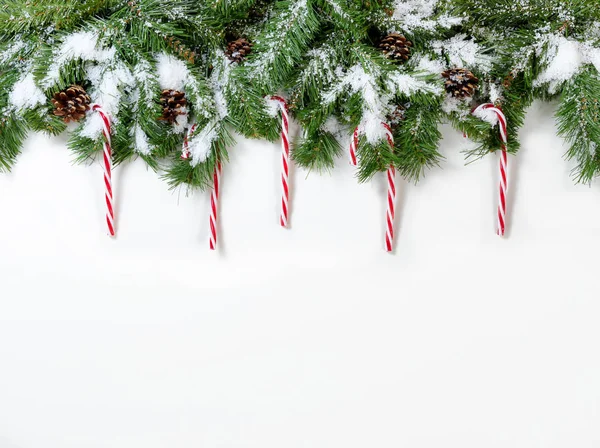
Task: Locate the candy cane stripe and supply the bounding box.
[181,123,197,160]
[473,103,509,237]
[383,124,396,252]
[349,127,359,166]
[209,162,222,250]
[349,122,398,251]
[385,165,396,252]
[270,96,291,228]
[92,104,115,237]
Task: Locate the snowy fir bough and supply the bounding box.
[2,0,600,189]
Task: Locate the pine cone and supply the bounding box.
[51,85,91,123]
[442,68,479,98]
[379,33,412,62]
[225,38,253,63]
[158,89,187,124]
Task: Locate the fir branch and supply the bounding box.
[556,68,600,183]
[293,129,342,171]
[395,104,443,181]
[0,0,118,35]
[249,0,321,92]
[164,124,234,190]
[0,115,28,172]
[356,136,401,182]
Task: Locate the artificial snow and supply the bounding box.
[188,121,219,166]
[322,116,345,139]
[156,53,189,91]
[323,0,351,21]
[473,106,500,127]
[8,73,46,111]
[249,0,308,71]
[441,95,469,117]
[173,110,189,134]
[301,46,339,86]
[0,40,25,65]
[80,62,135,139]
[265,96,283,118]
[209,53,231,120]
[386,72,443,96]
[359,109,390,143]
[432,34,493,73]
[133,59,158,109]
[534,34,600,93]
[133,124,153,156]
[392,0,462,32]
[488,83,503,105]
[415,55,446,77]
[42,31,115,88]
[323,64,390,144]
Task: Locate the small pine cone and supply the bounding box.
[441,68,480,98]
[225,38,253,63]
[379,33,412,62]
[51,85,91,123]
[158,89,187,124]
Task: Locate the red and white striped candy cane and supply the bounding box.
[382,123,396,252]
[473,103,509,236]
[181,123,197,160]
[209,161,222,251]
[349,126,359,166]
[270,96,291,228]
[91,104,115,237]
[349,123,397,252]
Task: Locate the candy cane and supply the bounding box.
[91,104,115,237]
[209,161,222,250]
[181,123,197,160]
[382,123,396,252]
[269,96,291,228]
[473,103,509,236]
[349,126,359,166]
[349,122,397,252]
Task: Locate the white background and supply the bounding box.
[1,101,600,448]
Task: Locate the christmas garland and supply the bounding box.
[1,0,600,251]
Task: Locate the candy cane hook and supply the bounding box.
[181,123,198,160]
[473,103,509,237]
[349,123,397,252]
[382,123,396,252]
[269,96,291,228]
[91,104,115,237]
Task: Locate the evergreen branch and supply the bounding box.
[356,136,401,182]
[395,104,443,181]
[292,129,342,170]
[557,68,600,183]
[249,0,321,92]
[164,125,234,190]
[0,0,118,35]
[0,115,28,172]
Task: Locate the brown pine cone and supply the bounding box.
[225,38,253,63]
[441,68,480,98]
[379,33,412,62]
[158,89,187,124]
[51,85,91,123]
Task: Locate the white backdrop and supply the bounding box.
[1,101,600,448]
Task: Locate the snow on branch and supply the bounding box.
[392,0,462,32]
[42,31,115,89]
